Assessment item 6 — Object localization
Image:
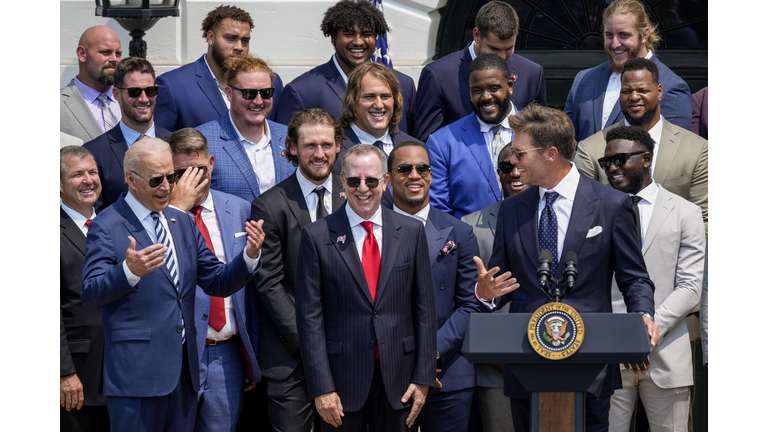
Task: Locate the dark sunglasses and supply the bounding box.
[229,85,275,100]
[174,165,209,178]
[597,151,647,170]
[130,171,180,188]
[393,163,431,176]
[497,160,516,174]
[117,86,159,98]
[345,175,387,189]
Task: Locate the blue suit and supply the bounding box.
[195,115,294,203]
[275,57,417,135]
[407,207,483,432]
[414,43,546,142]
[564,53,692,141]
[84,124,172,214]
[193,190,261,432]
[155,54,284,131]
[80,193,259,431]
[426,113,504,219]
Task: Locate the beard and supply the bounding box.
[211,42,236,72]
[612,168,645,194]
[624,101,659,128]
[97,68,115,87]
[300,155,337,183]
[606,42,643,74]
[471,92,512,125]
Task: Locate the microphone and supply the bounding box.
[537,250,554,297]
[562,251,578,293]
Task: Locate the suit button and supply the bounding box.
[439,283,445,290]
[373,312,379,318]
[202,314,208,320]
[178,298,182,303]
[176,326,183,333]
[436,314,440,321]
[369,341,375,347]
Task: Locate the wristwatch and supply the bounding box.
[637,311,654,322]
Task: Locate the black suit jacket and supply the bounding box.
[60,208,106,406]
[83,124,173,213]
[249,172,346,380]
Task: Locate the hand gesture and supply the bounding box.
[315,392,344,427]
[125,236,167,276]
[169,166,208,212]
[402,383,429,428]
[474,256,519,300]
[245,220,265,259]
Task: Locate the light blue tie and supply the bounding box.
[151,212,185,343]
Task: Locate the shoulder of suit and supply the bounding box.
[156,58,198,82]
[508,53,544,71]
[287,60,332,86]
[662,119,707,145]
[393,69,415,86]
[267,119,289,135]
[434,113,477,137]
[656,185,701,213]
[423,48,463,71]
[60,79,78,96]
[211,189,251,211]
[431,207,473,234]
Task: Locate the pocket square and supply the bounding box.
[586,226,602,238]
[439,240,457,256]
[234,232,247,238]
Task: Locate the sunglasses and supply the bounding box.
[229,85,275,100]
[597,151,647,170]
[393,163,431,176]
[174,165,209,178]
[117,86,159,98]
[130,171,180,188]
[497,160,517,174]
[345,174,387,189]
[511,147,541,160]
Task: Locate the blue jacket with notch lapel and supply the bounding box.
[196,114,294,203]
[84,124,173,214]
[295,205,437,412]
[489,173,655,399]
[426,113,504,219]
[154,54,284,131]
[80,193,259,397]
[564,53,692,141]
[413,44,546,142]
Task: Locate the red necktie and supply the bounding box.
[361,221,380,357]
[85,219,92,228]
[191,206,226,332]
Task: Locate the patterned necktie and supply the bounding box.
[631,195,643,245]
[97,93,117,131]
[539,191,560,276]
[491,125,505,168]
[151,212,184,342]
[191,206,226,332]
[313,187,328,220]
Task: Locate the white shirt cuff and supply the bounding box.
[475,283,496,309]
[243,248,261,272]
[123,260,141,287]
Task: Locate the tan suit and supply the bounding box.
[574,119,708,233]
[60,79,103,143]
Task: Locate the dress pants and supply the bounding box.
[407,387,474,432]
[61,405,110,432]
[195,337,247,432]
[609,368,690,432]
[511,394,611,432]
[475,386,514,432]
[264,362,314,432]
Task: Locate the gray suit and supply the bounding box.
[609,185,705,432]
[60,79,103,143]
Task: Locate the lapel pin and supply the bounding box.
[511,74,518,82]
[340,192,346,199]
[280,150,285,157]
[337,235,346,244]
[170,218,176,222]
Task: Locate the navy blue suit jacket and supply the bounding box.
[84,123,173,214]
[489,173,655,398]
[423,207,483,394]
[414,43,547,142]
[275,57,417,135]
[564,53,692,141]
[195,115,295,203]
[426,113,504,219]
[295,205,437,412]
[154,54,284,131]
[80,193,259,397]
[193,190,261,383]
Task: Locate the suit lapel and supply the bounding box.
[283,173,313,229]
[642,187,673,255]
[459,44,472,89]
[375,209,402,305]
[62,80,102,140]
[460,116,502,201]
[593,64,616,128]
[269,120,294,182]
[221,117,262,197]
[426,208,453,267]
[519,188,541,271]
[108,126,128,173]
[561,176,599,277]
[195,55,228,118]
[60,208,87,256]
[487,202,498,238]
[324,58,347,102]
[331,174,346,212]
[211,191,236,261]
[653,120,680,186]
[162,208,186,288]
[328,208,374,306]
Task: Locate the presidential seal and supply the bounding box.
[527,302,585,360]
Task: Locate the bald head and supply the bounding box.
[76,26,123,93]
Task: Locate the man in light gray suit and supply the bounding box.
[601,126,704,432]
[460,142,528,432]
[61,26,123,142]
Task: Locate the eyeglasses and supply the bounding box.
[174,165,209,178]
[130,171,180,188]
[345,174,387,189]
[229,85,275,100]
[393,163,431,176]
[597,151,648,170]
[511,147,541,160]
[497,160,517,174]
[117,86,159,98]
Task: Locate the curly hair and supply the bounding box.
[339,62,402,135]
[320,0,390,38]
[603,0,660,52]
[284,109,344,167]
[201,5,254,39]
[225,54,275,85]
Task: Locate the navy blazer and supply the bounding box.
[423,207,483,394]
[426,113,504,219]
[154,54,284,131]
[295,205,437,412]
[413,43,547,143]
[489,173,655,398]
[193,190,261,383]
[84,123,173,214]
[196,115,295,203]
[564,53,692,141]
[275,57,417,135]
[80,194,259,397]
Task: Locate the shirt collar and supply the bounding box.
[350,122,392,145]
[393,204,430,226]
[622,115,664,146]
[125,191,155,223]
[332,55,349,84]
[228,110,272,148]
[61,203,95,229]
[204,54,220,86]
[196,191,215,213]
[539,163,580,203]
[476,104,516,133]
[296,167,334,199]
[74,75,114,103]
[345,201,383,228]
[633,181,659,206]
[120,121,156,147]
[470,41,478,61]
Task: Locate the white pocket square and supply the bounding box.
[234,232,247,238]
[586,226,602,238]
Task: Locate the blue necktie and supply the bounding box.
[539,191,560,276]
[151,212,185,343]
[373,140,384,151]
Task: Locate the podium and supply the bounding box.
[462,312,651,432]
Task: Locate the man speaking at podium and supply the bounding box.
[475,105,659,432]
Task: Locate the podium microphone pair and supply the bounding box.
[537,250,578,302]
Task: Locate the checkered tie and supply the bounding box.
[97,93,117,131]
[151,212,184,342]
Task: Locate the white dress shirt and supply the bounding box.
[476,106,517,162]
[393,204,430,227]
[537,164,581,263]
[296,168,333,223]
[345,204,383,260]
[229,111,277,194]
[350,122,394,156]
[602,50,654,129]
[630,181,659,245]
[623,115,664,178]
[205,54,231,110]
[332,55,350,84]
[61,204,95,236]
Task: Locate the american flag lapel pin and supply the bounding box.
[337,235,346,244]
[171,218,176,222]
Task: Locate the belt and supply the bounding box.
[205,333,239,346]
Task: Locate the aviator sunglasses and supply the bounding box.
[345,175,387,189]
[597,151,647,170]
[130,171,180,188]
[393,163,431,176]
[117,86,159,98]
[229,85,275,100]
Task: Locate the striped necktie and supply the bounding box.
[97,93,117,131]
[151,212,184,342]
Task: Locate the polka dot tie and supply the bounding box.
[539,191,560,275]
